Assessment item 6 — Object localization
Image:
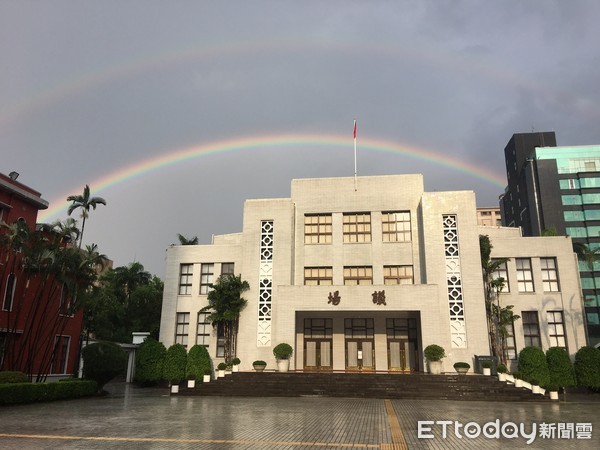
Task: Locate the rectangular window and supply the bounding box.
[50,336,71,374]
[504,322,517,360]
[304,318,333,338]
[175,312,190,347]
[344,318,374,338]
[304,214,332,244]
[343,213,371,243]
[178,264,193,295]
[566,227,588,238]
[221,263,235,275]
[216,322,225,357]
[561,195,582,206]
[343,266,373,285]
[382,211,411,242]
[516,258,534,292]
[541,257,560,292]
[383,265,414,285]
[491,260,510,293]
[522,311,541,348]
[547,311,566,349]
[304,267,333,285]
[2,273,16,311]
[200,263,214,295]
[196,312,210,347]
[563,210,585,221]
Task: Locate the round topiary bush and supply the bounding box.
[163,344,187,385]
[518,346,550,387]
[546,347,576,389]
[424,344,445,362]
[574,346,600,389]
[186,345,212,381]
[82,341,127,392]
[135,338,166,386]
[273,343,293,360]
[496,364,508,374]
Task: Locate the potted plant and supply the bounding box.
[545,383,559,400]
[186,374,196,389]
[496,364,508,382]
[217,362,227,378]
[203,368,211,383]
[424,344,445,375]
[481,361,491,376]
[453,362,470,374]
[530,377,541,394]
[232,358,241,372]
[253,360,267,372]
[273,343,293,372]
[513,371,523,388]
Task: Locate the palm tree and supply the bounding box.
[203,274,249,363]
[67,185,106,248]
[177,234,199,245]
[573,242,600,272]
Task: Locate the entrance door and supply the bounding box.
[305,339,332,370]
[386,318,419,372]
[344,318,375,371]
[303,318,333,371]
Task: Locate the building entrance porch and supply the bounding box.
[297,312,422,373]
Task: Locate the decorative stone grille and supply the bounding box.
[257,220,273,346]
[443,215,467,348]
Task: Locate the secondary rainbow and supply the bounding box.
[39,133,507,221]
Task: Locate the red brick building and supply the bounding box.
[1,172,84,380]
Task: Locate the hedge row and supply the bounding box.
[0,380,98,406]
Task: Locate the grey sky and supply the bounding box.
[2,0,600,276]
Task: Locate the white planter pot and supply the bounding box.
[483,368,491,376]
[232,365,239,372]
[515,379,523,388]
[428,360,442,375]
[218,370,225,378]
[532,385,541,394]
[203,374,211,383]
[549,391,559,400]
[187,380,196,389]
[498,373,506,382]
[214,371,219,379]
[277,359,290,372]
[171,385,179,394]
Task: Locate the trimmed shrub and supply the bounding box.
[0,371,29,384]
[574,346,600,389]
[163,343,187,384]
[186,345,212,380]
[424,344,445,362]
[135,338,166,385]
[496,364,508,374]
[453,362,470,369]
[82,342,127,392]
[546,347,576,389]
[217,362,227,370]
[273,343,293,360]
[232,357,241,365]
[518,346,550,387]
[0,380,97,406]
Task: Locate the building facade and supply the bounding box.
[160,174,586,371]
[0,172,84,380]
[477,207,502,227]
[499,132,600,345]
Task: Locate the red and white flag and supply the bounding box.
[353,119,357,139]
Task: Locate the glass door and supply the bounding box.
[303,318,333,371]
[345,318,375,371]
[386,318,418,372]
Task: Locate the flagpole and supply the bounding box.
[353,119,357,191]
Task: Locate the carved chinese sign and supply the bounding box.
[372,290,386,305]
[328,291,341,305]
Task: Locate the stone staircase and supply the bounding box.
[179,372,549,402]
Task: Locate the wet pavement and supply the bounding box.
[0,382,599,449]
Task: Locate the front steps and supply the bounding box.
[179,372,549,402]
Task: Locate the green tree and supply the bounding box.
[82,341,127,393]
[186,345,212,380]
[574,346,600,389]
[177,234,199,245]
[518,346,550,387]
[546,347,576,389]
[67,185,106,249]
[164,344,187,385]
[203,274,249,363]
[135,338,166,385]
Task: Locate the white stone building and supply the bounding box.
[159,174,586,372]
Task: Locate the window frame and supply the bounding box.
[304,267,333,285]
[200,263,215,295]
[540,257,560,292]
[522,311,541,348]
[175,312,190,347]
[2,272,16,311]
[178,264,193,295]
[343,266,373,285]
[491,259,510,293]
[196,312,210,347]
[304,214,332,244]
[547,310,567,350]
[516,258,534,292]
[383,265,414,285]
[381,211,411,242]
[343,213,371,243]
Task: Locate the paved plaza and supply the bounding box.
[1,383,599,449]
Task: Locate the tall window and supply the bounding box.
[59,283,73,316]
[504,322,517,360]
[522,311,541,348]
[382,211,411,242]
[304,267,333,285]
[51,336,70,374]
[343,266,373,285]
[491,260,510,292]
[541,257,560,292]
[196,312,210,347]
[304,214,332,244]
[383,266,414,285]
[516,258,534,292]
[178,264,193,295]
[343,213,371,243]
[2,273,16,311]
[548,311,567,349]
[200,263,214,294]
[216,322,225,357]
[175,312,190,347]
[221,263,235,275]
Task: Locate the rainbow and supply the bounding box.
[38,133,506,221]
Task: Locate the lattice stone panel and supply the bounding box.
[257,220,273,347]
[443,215,467,348]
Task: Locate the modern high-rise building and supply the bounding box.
[500,132,600,345]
